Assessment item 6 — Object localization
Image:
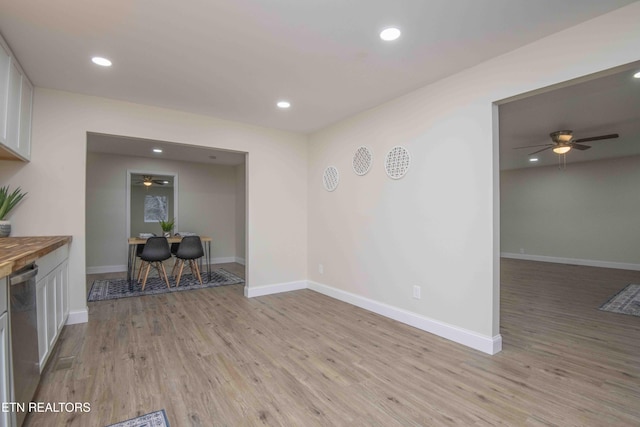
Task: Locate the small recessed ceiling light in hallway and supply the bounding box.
[91,56,112,67]
[380,27,401,41]
[153,148,163,153]
[529,158,539,162]
[634,71,640,79]
[277,101,291,109]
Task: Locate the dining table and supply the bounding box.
[127,235,212,285]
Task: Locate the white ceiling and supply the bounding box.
[0,0,636,134]
[499,64,640,170]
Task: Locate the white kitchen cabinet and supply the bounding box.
[0,43,10,143]
[5,61,21,154]
[35,276,47,369]
[0,34,32,161]
[18,76,32,159]
[45,272,56,350]
[35,246,69,371]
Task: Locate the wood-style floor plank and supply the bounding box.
[25,260,640,426]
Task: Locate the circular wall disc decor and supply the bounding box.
[352,146,373,176]
[385,146,411,179]
[323,166,340,192]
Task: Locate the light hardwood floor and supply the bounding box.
[25,260,640,426]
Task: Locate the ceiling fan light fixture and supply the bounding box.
[143,181,152,187]
[553,145,571,154]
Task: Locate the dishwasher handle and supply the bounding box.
[10,264,38,285]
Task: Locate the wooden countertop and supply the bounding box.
[0,236,72,278]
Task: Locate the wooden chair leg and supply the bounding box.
[141,262,152,290]
[171,258,179,276]
[176,260,185,287]
[192,259,203,285]
[137,260,145,281]
[160,262,171,289]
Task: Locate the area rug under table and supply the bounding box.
[599,284,640,317]
[106,409,169,427]
[88,268,244,302]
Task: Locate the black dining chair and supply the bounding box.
[173,236,204,286]
[138,236,172,290]
[134,233,157,282]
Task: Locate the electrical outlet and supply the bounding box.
[519,248,525,254]
[319,264,324,274]
[412,285,421,299]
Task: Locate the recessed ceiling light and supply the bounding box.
[634,71,640,79]
[277,101,291,109]
[208,155,217,160]
[91,56,112,67]
[153,148,163,153]
[380,27,401,41]
[529,158,539,162]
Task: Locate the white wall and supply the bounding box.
[501,155,640,268]
[0,89,308,319]
[86,152,241,271]
[307,3,640,351]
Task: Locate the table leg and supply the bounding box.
[127,244,135,286]
[207,241,211,282]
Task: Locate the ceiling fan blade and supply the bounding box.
[573,133,619,143]
[570,143,591,151]
[529,146,553,155]
[513,143,552,150]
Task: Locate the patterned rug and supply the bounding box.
[88,268,244,302]
[106,409,170,427]
[599,284,640,317]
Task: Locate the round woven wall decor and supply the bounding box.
[323,166,339,192]
[352,146,373,176]
[384,146,411,179]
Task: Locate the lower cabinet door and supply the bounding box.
[36,277,48,368]
[45,273,57,350]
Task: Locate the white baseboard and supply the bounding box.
[66,308,89,325]
[235,257,246,265]
[501,252,640,271]
[212,256,237,264]
[308,280,502,355]
[244,280,307,298]
[87,265,127,274]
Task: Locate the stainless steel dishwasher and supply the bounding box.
[9,263,39,427]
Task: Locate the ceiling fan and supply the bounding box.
[514,130,619,156]
[134,175,170,187]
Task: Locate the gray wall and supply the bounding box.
[86,152,244,270]
[501,155,640,266]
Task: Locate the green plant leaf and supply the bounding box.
[0,186,27,220]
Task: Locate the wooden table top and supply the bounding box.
[128,236,212,245]
[0,236,72,278]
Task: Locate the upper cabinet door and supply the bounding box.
[6,59,22,153]
[18,76,32,158]
[0,44,10,143]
